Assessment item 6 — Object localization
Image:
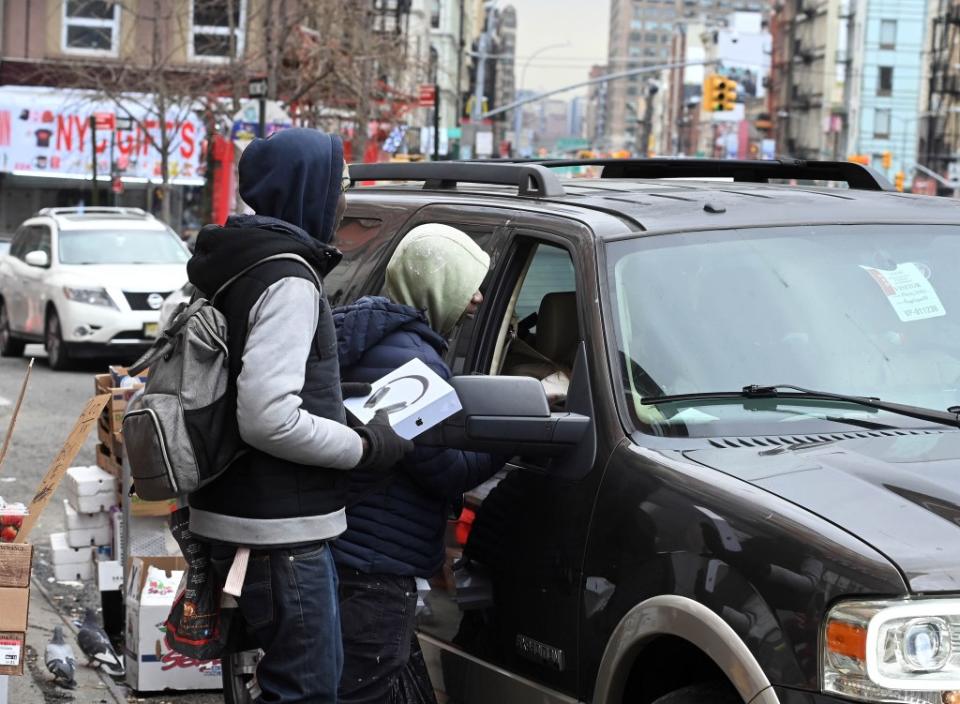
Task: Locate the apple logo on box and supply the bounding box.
[415,418,424,427]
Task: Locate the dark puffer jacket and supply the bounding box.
[331,296,503,577]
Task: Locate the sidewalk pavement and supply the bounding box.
[9,578,125,704]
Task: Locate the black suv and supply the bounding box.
[225,159,960,704]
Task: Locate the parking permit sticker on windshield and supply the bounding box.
[860,263,946,322]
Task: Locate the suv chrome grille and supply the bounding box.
[123,291,171,311]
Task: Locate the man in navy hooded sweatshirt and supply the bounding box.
[187,129,412,703]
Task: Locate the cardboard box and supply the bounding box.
[0,544,32,588]
[0,588,28,631]
[0,536,32,675]
[96,442,122,478]
[97,419,124,461]
[95,373,145,435]
[109,365,149,388]
[124,556,221,691]
[343,357,463,440]
[129,495,176,518]
[0,632,25,676]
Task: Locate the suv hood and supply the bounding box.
[684,430,960,593]
[60,264,187,292]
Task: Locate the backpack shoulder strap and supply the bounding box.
[211,253,322,304]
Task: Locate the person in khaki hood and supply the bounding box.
[331,224,505,703]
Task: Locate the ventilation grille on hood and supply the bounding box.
[707,428,952,450]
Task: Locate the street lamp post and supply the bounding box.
[512,42,569,157]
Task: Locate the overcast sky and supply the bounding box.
[507,0,610,96]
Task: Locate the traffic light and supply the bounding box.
[719,78,738,111]
[882,150,892,170]
[894,171,905,192]
[703,74,738,112]
[848,154,870,165]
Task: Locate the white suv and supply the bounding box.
[0,207,189,369]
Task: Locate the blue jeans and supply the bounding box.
[337,568,436,704]
[219,543,343,704]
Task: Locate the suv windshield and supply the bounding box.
[608,224,960,437]
[59,228,189,265]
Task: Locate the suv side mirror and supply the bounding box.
[422,375,591,455]
[24,250,49,268]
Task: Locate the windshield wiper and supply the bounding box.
[642,384,960,429]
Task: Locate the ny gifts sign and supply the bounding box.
[0,86,205,185]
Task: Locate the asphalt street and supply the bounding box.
[1,346,221,704]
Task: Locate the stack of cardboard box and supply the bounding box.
[0,544,31,676]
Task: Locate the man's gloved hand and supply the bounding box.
[341,382,372,399]
[354,411,414,472]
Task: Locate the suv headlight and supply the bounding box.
[825,600,960,703]
[63,286,116,308]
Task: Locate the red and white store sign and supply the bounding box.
[0,87,205,184]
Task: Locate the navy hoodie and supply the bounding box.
[186,129,363,547]
[331,296,504,576]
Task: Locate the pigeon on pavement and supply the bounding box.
[44,626,77,689]
[76,608,124,677]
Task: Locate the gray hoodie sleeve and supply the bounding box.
[236,277,364,469]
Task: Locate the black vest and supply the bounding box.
[189,258,349,520]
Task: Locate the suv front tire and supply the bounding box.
[45,308,70,371]
[0,300,24,358]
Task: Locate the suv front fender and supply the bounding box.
[593,594,779,704]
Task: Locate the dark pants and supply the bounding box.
[213,543,343,704]
[337,567,437,704]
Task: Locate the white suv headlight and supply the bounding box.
[824,599,960,703]
[63,286,116,309]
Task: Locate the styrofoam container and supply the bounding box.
[66,524,112,548]
[65,466,117,511]
[68,490,117,514]
[53,560,94,582]
[49,531,95,565]
[63,500,110,530]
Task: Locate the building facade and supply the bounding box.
[919,0,960,186]
[769,0,851,159]
[606,0,764,152]
[845,0,928,184]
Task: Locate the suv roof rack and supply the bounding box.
[37,206,150,217]
[349,161,565,198]
[536,158,893,191]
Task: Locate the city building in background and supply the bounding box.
[605,0,764,152]
[844,0,928,188]
[769,0,852,160]
[919,0,960,192]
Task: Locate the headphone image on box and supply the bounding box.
[363,375,430,415]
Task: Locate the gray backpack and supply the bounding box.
[123,254,319,501]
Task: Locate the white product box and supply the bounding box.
[63,499,110,530]
[343,358,462,440]
[97,560,123,592]
[65,466,118,514]
[124,557,221,691]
